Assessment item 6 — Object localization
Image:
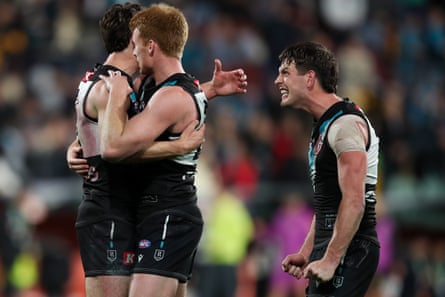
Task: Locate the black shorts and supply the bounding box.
[307,238,380,297]
[75,187,137,277]
[132,203,203,283]
[76,218,136,276]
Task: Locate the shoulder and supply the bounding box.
[151,85,193,106]
[332,114,367,129]
[328,114,368,154]
[88,80,109,110]
[329,114,368,140]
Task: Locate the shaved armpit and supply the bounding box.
[327,114,368,157]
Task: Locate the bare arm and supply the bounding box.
[99,58,245,161]
[67,123,204,175]
[126,121,205,161]
[305,151,366,282]
[100,72,194,162]
[303,116,368,282]
[97,78,202,161]
[97,74,131,162]
[69,73,202,177]
[320,116,368,263]
[201,59,247,100]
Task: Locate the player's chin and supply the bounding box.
[280,96,290,106]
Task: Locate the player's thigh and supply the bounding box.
[129,273,178,297]
[85,275,130,297]
[175,282,187,297]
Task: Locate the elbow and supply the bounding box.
[100,144,125,163]
[348,195,366,216]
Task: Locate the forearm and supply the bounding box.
[125,141,186,162]
[124,119,203,162]
[325,198,364,262]
[100,89,132,162]
[298,216,316,259]
[325,150,367,263]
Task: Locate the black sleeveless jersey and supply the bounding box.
[308,98,379,246]
[74,64,139,224]
[133,73,208,210]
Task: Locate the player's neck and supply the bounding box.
[152,56,184,85]
[308,93,342,120]
[104,52,138,76]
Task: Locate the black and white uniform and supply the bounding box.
[74,64,140,276]
[307,98,380,296]
[131,73,207,283]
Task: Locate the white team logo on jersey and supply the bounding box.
[138,254,144,263]
[107,249,117,262]
[332,275,344,288]
[154,249,165,261]
[314,134,324,156]
[87,166,99,182]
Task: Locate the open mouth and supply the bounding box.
[279,88,289,100]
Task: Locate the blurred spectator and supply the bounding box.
[432,238,445,297]
[196,155,254,297]
[266,192,312,297]
[0,146,23,296]
[336,35,379,111]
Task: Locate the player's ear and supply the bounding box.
[305,70,316,89]
[147,40,155,56]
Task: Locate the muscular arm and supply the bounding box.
[97,59,247,161]
[126,121,204,161]
[94,75,199,162]
[304,115,368,282]
[99,74,149,161]
[324,115,368,261]
[97,79,202,161]
[127,59,244,159]
[67,123,203,176]
[324,150,366,260]
[68,72,204,177]
[100,73,194,162]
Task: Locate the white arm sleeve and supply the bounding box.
[327,114,368,157]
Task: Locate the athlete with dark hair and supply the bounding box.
[97,3,249,297]
[67,3,247,297]
[277,41,380,297]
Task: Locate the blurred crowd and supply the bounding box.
[0,0,444,296]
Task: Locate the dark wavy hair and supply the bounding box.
[99,2,142,54]
[279,41,339,93]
